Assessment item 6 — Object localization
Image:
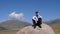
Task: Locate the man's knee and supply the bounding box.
[32,19,36,25]
[38,18,42,21]
[38,18,42,24]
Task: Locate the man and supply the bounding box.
[32,11,42,29]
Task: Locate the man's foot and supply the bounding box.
[38,25,42,28]
[32,25,36,29]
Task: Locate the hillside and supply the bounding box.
[0,20,31,30]
[0,19,60,31]
[0,19,60,34]
[0,26,7,31]
[46,19,60,27]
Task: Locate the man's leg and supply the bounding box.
[37,18,42,28]
[32,25,36,29]
[38,25,42,28]
[32,19,36,29]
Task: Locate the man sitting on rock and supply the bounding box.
[32,11,42,29]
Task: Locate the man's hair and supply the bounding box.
[36,11,39,14]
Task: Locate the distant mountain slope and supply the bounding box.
[0,20,32,30]
[46,19,60,27]
[0,19,60,30]
[0,26,7,31]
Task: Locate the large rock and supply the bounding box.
[16,23,55,34]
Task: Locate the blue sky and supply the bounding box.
[0,0,60,22]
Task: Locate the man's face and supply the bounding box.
[36,13,39,16]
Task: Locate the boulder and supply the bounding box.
[16,23,55,34]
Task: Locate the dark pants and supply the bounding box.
[32,18,42,28]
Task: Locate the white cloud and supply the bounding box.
[9,12,24,19]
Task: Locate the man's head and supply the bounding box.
[35,11,39,16]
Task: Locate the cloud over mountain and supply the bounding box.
[9,12,24,19]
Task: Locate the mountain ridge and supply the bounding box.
[0,20,32,30]
[0,19,60,30]
[46,19,60,27]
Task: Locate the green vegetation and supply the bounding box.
[52,26,60,34]
[0,20,31,30]
[46,19,60,27]
[0,27,7,31]
[0,30,18,34]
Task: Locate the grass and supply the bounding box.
[0,30,18,34]
[0,27,60,34]
[52,26,60,34]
